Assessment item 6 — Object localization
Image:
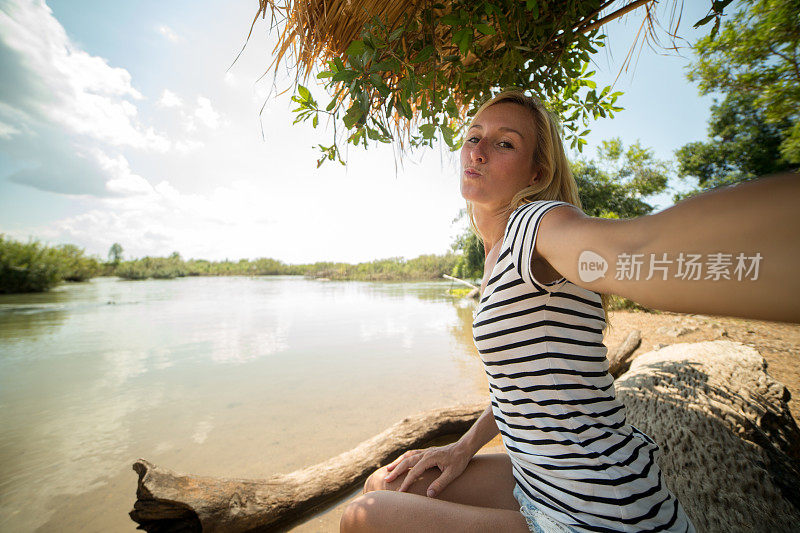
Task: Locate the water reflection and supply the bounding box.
[0,276,487,532]
[449,298,480,355]
[0,298,70,346]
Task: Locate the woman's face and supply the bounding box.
[460,102,538,210]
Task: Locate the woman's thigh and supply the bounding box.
[340,489,530,533]
[363,452,520,512]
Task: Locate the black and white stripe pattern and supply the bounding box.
[473,201,694,532]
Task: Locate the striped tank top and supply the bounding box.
[473,200,694,532]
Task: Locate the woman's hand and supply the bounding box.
[383,442,473,498]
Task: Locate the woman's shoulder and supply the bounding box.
[505,200,578,238]
[509,199,577,219]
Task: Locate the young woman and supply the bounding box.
[339,90,800,533]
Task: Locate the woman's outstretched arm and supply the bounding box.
[535,173,800,323]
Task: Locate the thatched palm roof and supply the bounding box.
[253,0,657,82]
[242,0,723,163]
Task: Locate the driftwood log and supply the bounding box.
[607,329,641,377]
[131,339,800,533]
[130,403,486,532]
[442,274,480,299]
[442,274,478,291]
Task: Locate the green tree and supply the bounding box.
[689,0,799,162]
[108,243,123,265]
[56,244,100,282]
[574,138,670,218]
[451,229,485,281]
[0,235,62,293]
[676,0,800,198]
[675,92,794,199]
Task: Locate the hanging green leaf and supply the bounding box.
[420,123,437,139]
[332,69,359,83]
[476,23,495,36]
[411,45,435,64]
[345,40,366,57]
[441,14,464,26]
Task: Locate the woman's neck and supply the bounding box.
[473,204,511,256]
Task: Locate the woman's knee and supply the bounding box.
[340,496,365,532]
[363,465,389,494]
[363,463,432,495]
[340,491,390,533]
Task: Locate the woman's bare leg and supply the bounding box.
[340,490,530,533]
[340,453,528,532]
[364,452,520,510]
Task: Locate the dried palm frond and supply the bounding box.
[249,0,690,89]
[238,0,727,164]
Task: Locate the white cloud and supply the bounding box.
[0,120,21,139]
[0,0,172,195]
[19,178,276,259]
[157,89,183,108]
[157,24,180,43]
[194,96,221,129]
[0,1,164,148]
[97,151,155,196]
[174,139,204,154]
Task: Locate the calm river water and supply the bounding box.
[0,276,488,532]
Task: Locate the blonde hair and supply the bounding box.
[465,89,611,325]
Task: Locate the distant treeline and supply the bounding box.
[115,253,458,282]
[0,235,460,293]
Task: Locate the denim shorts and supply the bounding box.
[512,484,577,533]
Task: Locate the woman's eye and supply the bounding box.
[465,137,512,148]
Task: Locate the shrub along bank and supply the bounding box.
[0,235,101,293]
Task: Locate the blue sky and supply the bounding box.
[0,0,717,263]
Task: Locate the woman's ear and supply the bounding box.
[530,172,539,185]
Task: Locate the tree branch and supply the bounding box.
[768,43,800,83]
[576,0,655,35]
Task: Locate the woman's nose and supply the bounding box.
[471,141,486,163]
